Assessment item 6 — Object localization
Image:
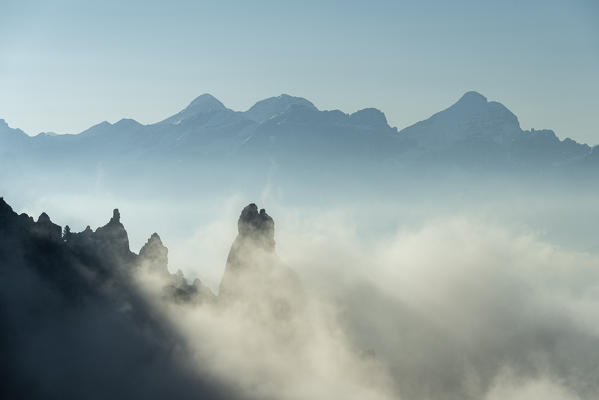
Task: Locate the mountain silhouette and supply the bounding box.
[161,93,228,125]
[0,91,596,199]
[0,197,227,399]
[397,91,590,167]
[1,91,592,167]
[399,91,521,148]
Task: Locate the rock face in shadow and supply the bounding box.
[31,212,62,241]
[93,208,135,262]
[0,197,226,400]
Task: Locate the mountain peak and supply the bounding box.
[246,94,317,123]
[32,212,62,241]
[237,203,275,250]
[93,208,133,261]
[161,93,227,125]
[458,91,487,104]
[399,91,522,146]
[37,212,51,224]
[138,232,169,276]
[448,91,489,113]
[110,208,120,224]
[442,91,521,125]
[220,203,283,299]
[186,93,226,113]
[114,118,142,128]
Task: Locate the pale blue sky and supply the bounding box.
[1,0,598,144]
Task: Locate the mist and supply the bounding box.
[281,214,598,399]
[66,187,595,400]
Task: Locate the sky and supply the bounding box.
[1,0,598,144]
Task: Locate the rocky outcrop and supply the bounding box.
[219,203,276,296]
[0,197,210,302]
[92,208,134,262]
[0,197,305,398]
[0,196,229,400]
[137,232,212,303]
[237,203,275,250]
[219,203,302,318]
[31,212,62,241]
[139,232,169,276]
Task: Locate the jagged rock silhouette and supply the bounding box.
[0,197,307,398]
[0,197,227,400]
[31,212,62,241]
[138,232,169,276]
[219,203,278,297]
[237,203,275,250]
[219,203,302,320]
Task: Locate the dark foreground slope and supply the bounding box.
[0,197,226,400]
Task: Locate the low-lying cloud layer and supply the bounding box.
[277,215,599,399]
[1,195,597,400]
[131,206,599,400]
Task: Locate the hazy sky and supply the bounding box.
[1,0,598,144]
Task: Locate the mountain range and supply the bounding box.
[1,91,597,198]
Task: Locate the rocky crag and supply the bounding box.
[219,203,302,317]
[0,197,242,399]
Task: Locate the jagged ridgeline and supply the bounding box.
[0,196,291,399]
[1,92,597,201]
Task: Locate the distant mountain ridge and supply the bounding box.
[0,91,596,188]
[1,91,590,144]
